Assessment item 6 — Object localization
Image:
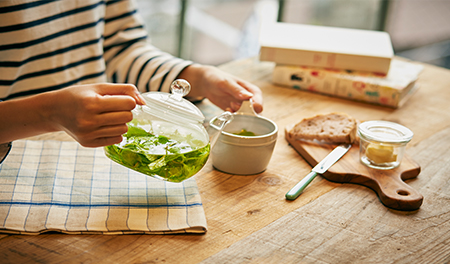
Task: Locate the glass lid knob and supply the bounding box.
[171,79,191,100]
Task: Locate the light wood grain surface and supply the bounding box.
[1,57,449,264]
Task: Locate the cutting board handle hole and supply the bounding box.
[397,190,410,196]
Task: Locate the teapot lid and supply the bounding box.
[141,79,205,123]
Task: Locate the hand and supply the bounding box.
[0,83,145,148]
[177,64,263,113]
[49,83,146,147]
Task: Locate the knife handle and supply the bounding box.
[285,171,318,200]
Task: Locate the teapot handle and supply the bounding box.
[209,112,234,149]
[235,99,258,116]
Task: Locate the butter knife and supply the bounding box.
[286,144,352,200]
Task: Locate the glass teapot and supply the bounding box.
[104,79,211,183]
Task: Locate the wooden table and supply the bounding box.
[2,57,450,263]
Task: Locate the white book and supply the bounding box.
[259,23,394,74]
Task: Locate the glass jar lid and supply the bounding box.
[140,79,205,123]
[358,120,413,144]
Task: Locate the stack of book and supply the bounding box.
[259,22,423,108]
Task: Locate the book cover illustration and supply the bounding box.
[272,59,423,108]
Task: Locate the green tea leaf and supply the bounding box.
[233,129,257,136]
[104,123,210,183]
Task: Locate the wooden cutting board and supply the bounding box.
[285,125,423,211]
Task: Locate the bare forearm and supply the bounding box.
[176,64,207,98]
[0,84,145,147]
[0,93,58,143]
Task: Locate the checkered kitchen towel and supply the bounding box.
[0,140,207,235]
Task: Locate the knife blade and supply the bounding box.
[285,144,352,200]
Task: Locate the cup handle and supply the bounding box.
[235,99,258,116]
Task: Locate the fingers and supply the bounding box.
[74,123,129,148]
[79,135,124,148]
[96,83,146,105]
[98,95,138,113]
[230,102,241,112]
[87,83,147,114]
[238,80,263,113]
[97,110,134,126]
[223,80,253,100]
[227,79,264,113]
[77,110,134,145]
[66,83,144,147]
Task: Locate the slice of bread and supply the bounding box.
[289,113,357,144]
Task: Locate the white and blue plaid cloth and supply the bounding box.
[0,140,207,235]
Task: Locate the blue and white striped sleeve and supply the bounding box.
[103,0,192,93]
[0,99,11,164]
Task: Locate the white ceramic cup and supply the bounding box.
[209,100,278,175]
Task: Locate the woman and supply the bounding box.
[0,0,263,148]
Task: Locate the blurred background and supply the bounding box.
[135,0,450,69]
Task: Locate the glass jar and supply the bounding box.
[358,120,413,170]
[104,80,210,183]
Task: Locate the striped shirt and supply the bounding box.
[0,0,192,100]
